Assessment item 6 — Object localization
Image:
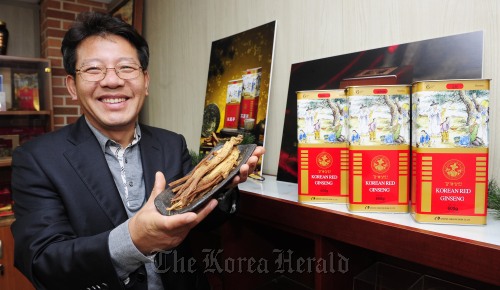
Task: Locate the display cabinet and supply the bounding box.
[0,55,53,217]
[203,176,500,290]
[0,55,51,290]
[0,217,34,290]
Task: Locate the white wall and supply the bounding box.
[142,0,500,178]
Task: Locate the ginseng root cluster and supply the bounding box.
[167,135,243,211]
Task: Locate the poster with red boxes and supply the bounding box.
[14,72,40,111]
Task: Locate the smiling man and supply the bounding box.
[67,34,148,147]
[10,11,264,290]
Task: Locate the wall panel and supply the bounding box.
[142,0,499,178]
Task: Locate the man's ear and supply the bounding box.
[66,75,78,101]
[143,70,150,96]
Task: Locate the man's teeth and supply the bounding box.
[102,98,126,104]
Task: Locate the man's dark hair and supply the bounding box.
[61,11,149,76]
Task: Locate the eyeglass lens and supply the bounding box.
[77,64,142,81]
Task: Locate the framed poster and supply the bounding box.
[110,0,144,34]
[277,31,484,183]
[12,70,39,111]
[199,21,276,177]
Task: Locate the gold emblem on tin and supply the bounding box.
[371,155,390,174]
[442,159,465,180]
[316,152,333,169]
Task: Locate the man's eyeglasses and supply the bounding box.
[75,63,143,82]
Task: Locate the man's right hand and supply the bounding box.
[128,171,218,255]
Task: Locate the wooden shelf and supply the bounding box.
[0,158,12,167]
[232,176,500,288]
[0,110,52,116]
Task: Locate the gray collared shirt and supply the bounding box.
[86,119,163,289]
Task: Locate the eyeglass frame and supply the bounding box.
[75,63,145,82]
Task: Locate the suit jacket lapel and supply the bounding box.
[138,125,162,198]
[64,117,128,227]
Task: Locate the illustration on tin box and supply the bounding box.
[297,98,348,144]
[348,95,410,146]
[413,89,489,148]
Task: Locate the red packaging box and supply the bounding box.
[346,85,411,212]
[239,68,261,129]
[297,90,348,203]
[223,79,242,130]
[411,79,489,225]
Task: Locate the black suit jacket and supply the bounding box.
[11,116,222,290]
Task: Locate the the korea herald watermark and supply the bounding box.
[154,249,349,274]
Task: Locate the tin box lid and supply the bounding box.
[411,78,491,85]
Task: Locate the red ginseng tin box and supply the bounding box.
[346,85,411,212]
[297,90,348,203]
[411,79,490,225]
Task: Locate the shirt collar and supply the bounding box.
[85,117,142,153]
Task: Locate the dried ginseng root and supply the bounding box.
[167,135,243,211]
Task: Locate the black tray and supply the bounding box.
[155,143,257,215]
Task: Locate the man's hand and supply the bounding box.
[230,145,265,185]
[128,172,218,255]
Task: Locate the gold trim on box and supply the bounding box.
[298,143,348,148]
[341,170,348,196]
[412,79,490,92]
[475,182,486,214]
[300,169,309,194]
[399,175,408,203]
[411,213,487,225]
[348,204,409,213]
[345,85,410,96]
[350,145,409,151]
[415,147,488,154]
[299,196,348,203]
[422,182,432,212]
[353,175,362,202]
